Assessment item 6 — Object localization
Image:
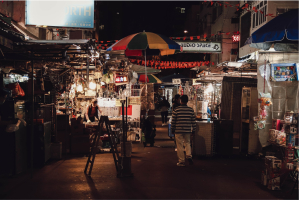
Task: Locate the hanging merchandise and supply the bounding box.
[254,92,272,130]
[7,82,25,97]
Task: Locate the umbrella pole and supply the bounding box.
[145,50,148,117]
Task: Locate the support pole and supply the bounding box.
[122,101,126,157]
[31,59,34,178]
[144,50,147,116]
[87,47,90,86]
[126,97,128,145]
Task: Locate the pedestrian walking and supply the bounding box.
[171,95,196,166]
[160,96,170,126]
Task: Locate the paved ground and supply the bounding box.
[0,119,298,199]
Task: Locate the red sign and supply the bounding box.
[115,76,128,83]
[232,35,240,42]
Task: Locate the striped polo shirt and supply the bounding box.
[171,104,196,134]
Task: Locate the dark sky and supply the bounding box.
[97,1,200,39]
[97,1,204,78]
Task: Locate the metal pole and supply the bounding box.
[144,50,147,116]
[87,46,90,86]
[65,80,69,158]
[126,97,128,144]
[31,59,34,178]
[122,101,126,157]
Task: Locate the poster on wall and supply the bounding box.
[271,63,298,81]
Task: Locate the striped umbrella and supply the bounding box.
[139,74,162,84]
[107,32,180,112]
[106,32,181,56]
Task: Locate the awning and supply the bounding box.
[251,9,298,43]
[250,9,298,51]
[131,64,161,74]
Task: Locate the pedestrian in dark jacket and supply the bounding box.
[160,96,170,126]
[171,95,196,167]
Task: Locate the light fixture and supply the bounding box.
[76,84,83,92]
[184,30,188,33]
[89,80,96,90]
[205,84,214,94]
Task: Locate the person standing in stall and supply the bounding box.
[85,99,102,122]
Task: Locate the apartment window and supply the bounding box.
[241,12,251,47]
[181,8,185,13]
[252,0,267,29]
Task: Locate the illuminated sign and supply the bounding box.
[176,41,221,53]
[115,76,128,83]
[232,35,240,42]
[25,0,94,28]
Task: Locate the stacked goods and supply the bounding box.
[262,156,282,190]
[269,112,298,148]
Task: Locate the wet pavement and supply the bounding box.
[0,120,298,199]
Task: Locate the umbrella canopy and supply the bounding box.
[250,9,298,51]
[139,74,162,84]
[131,64,161,74]
[106,32,181,56]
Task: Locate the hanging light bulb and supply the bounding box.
[89,80,96,90]
[77,84,83,92]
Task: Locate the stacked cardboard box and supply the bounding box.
[262,156,282,190]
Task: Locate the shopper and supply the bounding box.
[171,95,196,167]
[85,99,102,122]
[160,96,170,126]
[172,94,181,111]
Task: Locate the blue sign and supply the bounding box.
[271,63,298,81]
[25,0,94,29]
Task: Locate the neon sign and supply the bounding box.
[115,76,128,83]
[232,35,240,42]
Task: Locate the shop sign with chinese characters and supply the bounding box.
[232,35,240,42]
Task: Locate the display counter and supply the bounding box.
[193,121,214,156]
[193,119,234,157]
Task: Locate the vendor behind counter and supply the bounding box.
[84,99,102,122]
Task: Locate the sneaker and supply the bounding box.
[177,162,185,167]
[188,158,194,165]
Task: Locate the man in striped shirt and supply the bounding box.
[171,95,196,166]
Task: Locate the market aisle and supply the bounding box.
[0,120,297,199]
